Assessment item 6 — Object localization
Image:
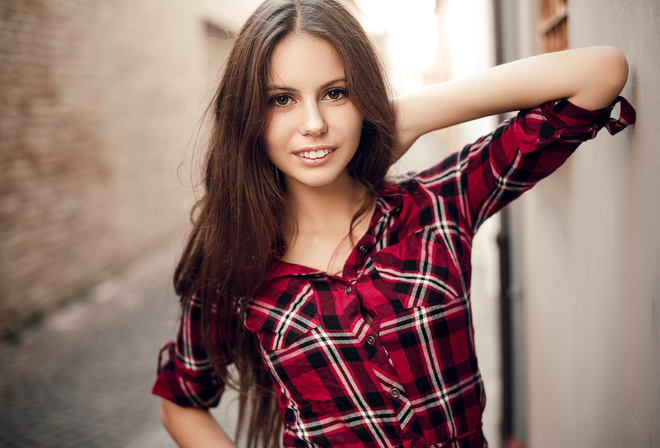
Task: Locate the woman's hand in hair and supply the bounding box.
[391,46,629,160]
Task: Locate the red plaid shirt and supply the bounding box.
[153,98,634,447]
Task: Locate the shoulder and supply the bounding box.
[377,168,462,230]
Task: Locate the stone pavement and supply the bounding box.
[0,228,501,448]
[0,241,239,448]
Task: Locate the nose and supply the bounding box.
[299,100,327,137]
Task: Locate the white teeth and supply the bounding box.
[299,148,332,159]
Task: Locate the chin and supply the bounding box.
[287,173,344,190]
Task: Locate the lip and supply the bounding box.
[293,145,336,166]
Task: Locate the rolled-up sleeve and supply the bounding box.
[416,96,635,233]
[151,295,227,408]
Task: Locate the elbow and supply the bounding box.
[573,47,630,110]
[600,46,629,103]
[607,46,629,90]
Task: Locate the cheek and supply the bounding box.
[263,117,285,158]
[347,110,365,143]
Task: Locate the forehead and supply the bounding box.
[268,33,346,88]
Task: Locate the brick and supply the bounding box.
[0,0,241,336]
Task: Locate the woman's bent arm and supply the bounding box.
[394,46,629,156]
[160,399,237,448]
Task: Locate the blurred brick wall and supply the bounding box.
[0,0,225,336]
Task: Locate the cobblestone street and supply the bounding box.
[0,241,240,448]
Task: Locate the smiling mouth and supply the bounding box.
[297,148,335,159]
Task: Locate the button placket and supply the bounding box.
[368,347,409,409]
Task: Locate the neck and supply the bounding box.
[283,173,370,237]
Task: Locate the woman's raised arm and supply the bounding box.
[394,46,629,157]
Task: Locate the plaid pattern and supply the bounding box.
[153,98,634,447]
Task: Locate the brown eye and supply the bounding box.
[269,94,291,107]
[326,89,347,100]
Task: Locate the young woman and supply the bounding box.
[152,1,635,447]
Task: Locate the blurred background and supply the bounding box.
[1,0,658,447]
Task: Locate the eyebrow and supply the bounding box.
[267,77,347,92]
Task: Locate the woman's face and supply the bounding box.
[263,33,364,192]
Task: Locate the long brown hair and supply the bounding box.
[174,1,395,446]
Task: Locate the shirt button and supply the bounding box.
[358,245,368,254]
[390,388,400,398]
[344,286,352,295]
[404,182,417,193]
[366,335,375,345]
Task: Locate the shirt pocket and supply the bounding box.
[244,286,335,405]
[245,288,320,352]
[371,226,461,309]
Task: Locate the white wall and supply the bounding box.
[520,1,660,446]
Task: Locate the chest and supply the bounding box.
[280,231,356,276]
[246,217,470,351]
